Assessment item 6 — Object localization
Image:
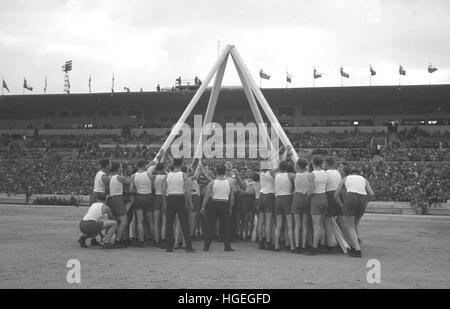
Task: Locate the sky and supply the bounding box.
[0,0,449,94]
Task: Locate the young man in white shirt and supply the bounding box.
[79,194,117,249]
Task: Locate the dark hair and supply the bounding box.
[287,165,295,173]
[110,162,121,173]
[181,166,187,173]
[156,162,165,171]
[312,155,323,167]
[351,166,360,175]
[216,165,226,176]
[100,159,110,169]
[297,158,308,169]
[137,160,146,168]
[279,161,289,172]
[95,194,106,202]
[252,172,260,182]
[173,157,183,167]
[342,166,352,177]
[324,156,334,167]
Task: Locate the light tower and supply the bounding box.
[62,60,72,94]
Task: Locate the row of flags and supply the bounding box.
[259,64,439,83]
[0,64,442,94]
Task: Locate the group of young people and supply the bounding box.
[79,149,374,257]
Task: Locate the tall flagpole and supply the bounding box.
[23,76,25,95]
[1,77,3,96]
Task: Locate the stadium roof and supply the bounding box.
[0,84,449,113]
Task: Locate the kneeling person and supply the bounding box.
[79,195,117,249]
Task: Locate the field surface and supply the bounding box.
[0,204,449,289]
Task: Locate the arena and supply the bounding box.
[1,1,450,292]
[0,204,449,289]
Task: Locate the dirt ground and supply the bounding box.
[0,204,449,289]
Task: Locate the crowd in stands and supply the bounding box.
[1,127,449,203]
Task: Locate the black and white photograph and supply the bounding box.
[0,0,449,293]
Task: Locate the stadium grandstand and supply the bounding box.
[0,84,449,206]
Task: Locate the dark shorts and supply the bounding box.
[239,194,255,215]
[343,192,368,217]
[90,191,107,204]
[275,195,293,216]
[108,195,127,218]
[134,194,154,212]
[291,192,310,215]
[326,191,340,217]
[153,195,164,213]
[260,193,275,213]
[311,193,328,216]
[255,198,263,213]
[191,195,201,213]
[79,220,103,237]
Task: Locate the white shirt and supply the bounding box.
[326,169,342,192]
[93,170,106,193]
[274,173,292,196]
[109,175,123,196]
[154,175,165,195]
[312,170,328,194]
[212,179,231,201]
[134,171,152,194]
[166,171,184,195]
[294,172,311,194]
[83,203,104,222]
[260,171,275,194]
[345,175,367,195]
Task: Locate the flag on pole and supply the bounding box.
[399,65,406,75]
[370,66,377,76]
[286,72,292,83]
[111,74,115,93]
[259,69,270,80]
[313,68,323,79]
[23,78,33,91]
[428,64,438,74]
[2,79,9,92]
[340,66,350,78]
[88,75,92,93]
[44,76,48,93]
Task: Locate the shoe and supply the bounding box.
[258,242,265,250]
[294,247,302,254]
[122,239,131,247]
[90,238,102,247]
[348,250,362,258]
[166,248,174,252]
[283,246,291,252]
[302,247,318,255]
[318,245,328,254]
[326,246,339,254]
[102,243,117,249]
[245,235,252,241]
[358,238,362,244]
[224,248,235,252]
[203,247,210,252]
[135,241,145,248]
[174,245,182,250]
[290,249,296,254]
[185,248,195,253]
[78,236,88,248]
[160,240,166,249]
[347,247,355,256]
[264,242,274,251]
[274,247,282,252]
[115,241,127,248]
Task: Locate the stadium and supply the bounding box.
[1,0,449,293]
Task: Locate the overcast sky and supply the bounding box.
[1,0,449,94]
